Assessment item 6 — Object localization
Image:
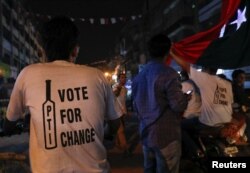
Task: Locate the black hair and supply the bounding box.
[147,34,171,59]
[39,16,79,62]
[180,70,189,82]
[217,74,227,79]
[232,69,245,80]
[217,74,231,82]
[118,73,126,79]
[202,66,218,75]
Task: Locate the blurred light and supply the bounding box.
[112,74,117,81]
[104,72,110,77]
[216,69,224,74]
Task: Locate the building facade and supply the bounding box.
[115,0,222,76]
[0,0,41,79]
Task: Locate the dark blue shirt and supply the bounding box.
[132,60,188,148]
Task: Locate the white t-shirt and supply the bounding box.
[190,67,233,126]
[182,80,201,118]
[112,84,127,115]
[6,60,121,173]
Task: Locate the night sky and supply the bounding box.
[25,0,145,65]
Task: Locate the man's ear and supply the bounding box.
[72,46,80,58]
[38,47,47,62]
[70,46,80,62]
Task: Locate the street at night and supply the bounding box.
[1,0,250,173]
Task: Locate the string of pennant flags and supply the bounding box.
[31,12,143,25]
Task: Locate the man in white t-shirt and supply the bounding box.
[113,73,128,116]
[112,73,129,155]
[171,50,233,158]
[4,16,121,173]
[190,66,233,126]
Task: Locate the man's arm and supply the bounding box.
[107,118,121,136]
[170,49,190,73]
[104,118,121,140]
[3,71,25,136]
[104,79,123,139]
[167,78,189,113]
[3,118,20,136]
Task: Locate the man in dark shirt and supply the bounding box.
[232,69,250,140]
[232,69,250,109]
[132,34,188,173]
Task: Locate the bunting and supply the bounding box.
[28,12,143,25]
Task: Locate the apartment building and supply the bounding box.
[0,0,41,79]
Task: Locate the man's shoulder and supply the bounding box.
[18,63,43,75]
[165,66,178,75]
[182,80,194,87]
[122,86,128,92]
[159,66,179,79]
[21,62,55,71]
[84,65,105,76]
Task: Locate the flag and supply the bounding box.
[89,18,94,24]
[171,0,244,69]
[197,0,250,69]
[100,18,105,25]
[110,18,117,24]
[131,15,136,20]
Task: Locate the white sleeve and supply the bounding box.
[106,88,123,120]
[116,87,127,114]
[101,75,122,120]
[190,66,209,89]
[6,71,26,121]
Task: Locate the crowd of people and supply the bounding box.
[1,15,250,173]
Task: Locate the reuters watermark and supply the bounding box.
[208,158,250,172]
[212,161,246,168]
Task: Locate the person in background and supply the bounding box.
[3,16,121,173]
[171,50,233,158]
[180,70,201,119]
[217,74,231,82]
[0,76,9,128]
[231,69,250,140]
[0,77,9,105]
[112,73,129,155]
[232,69,250,111]
[132,34,188,173]
[113,73,128,116]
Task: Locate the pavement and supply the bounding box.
[105,113,144,173]
[0,133,30,173]
[107,143,144,173]
[0,132,143,173]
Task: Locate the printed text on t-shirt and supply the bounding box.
[213,85,228,105]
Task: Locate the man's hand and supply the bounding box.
[113,85,122,97]
[184,93,192,101]
[169,47,191,73]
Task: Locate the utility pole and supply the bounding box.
[142,0,150,52]
[0,0,3,59]
[192,0,200,32]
